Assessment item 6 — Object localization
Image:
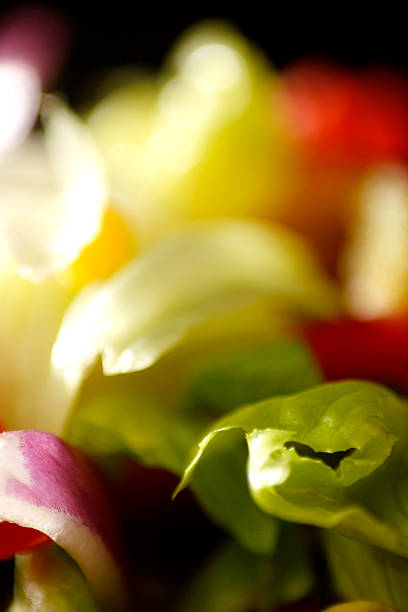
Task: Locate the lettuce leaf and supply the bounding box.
[324,530,408,611]
[52,220,339,395]
[184,339,322,416]
[65,338,321,555]
[87,23,290,237]
[65,389,278,555]
[177,380,408,557]
[179,524,313,612]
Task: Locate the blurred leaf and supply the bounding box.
[184,339,322,417]
[66,388,199,475]
[52,220,339,394]
[66,336,323,555]
[66,389,278,555]
[324,603,399,612]
[177,381,408,557]
[0,266,72,433]
[324,530,408,611]
[0,96,106,281]
[88,22,291,237]
[179,525,313,612]
[8,546,99,612]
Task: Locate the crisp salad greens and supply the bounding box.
[50,219,408,609]
[56,221,331,556]
[177,381,408,556]
[3,13,408,611]
[52,220,338,394]
[63,339,320,554]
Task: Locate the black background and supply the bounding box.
[3,3,406,105]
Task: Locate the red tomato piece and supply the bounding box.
[304,318,408,393]
[281,61,358,160]
[282,61,408,164]
[355,69,408,162]
[0,521,51,560]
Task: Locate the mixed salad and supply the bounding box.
[0,8,408,611]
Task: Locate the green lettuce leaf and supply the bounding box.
[179,525,313,612]
[324,531,408,611]
[65,338,321,555]
[177,381,408,557]
[66,387,198,475]
[8,546,99,612]
[184,339,322,417]
[189,429,279,554]
[65,388,278,555]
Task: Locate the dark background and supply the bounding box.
[4,3,404,105]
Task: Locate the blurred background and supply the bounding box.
[2,3,408,106]
[1,4,408,612]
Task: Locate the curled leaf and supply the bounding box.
[177,381,408,557]
[64,338,323,554]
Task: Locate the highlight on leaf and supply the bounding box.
[51,219,339,395]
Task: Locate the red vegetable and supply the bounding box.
[0,521,51,560]
[282,61,408,163]
[304,317,408,392]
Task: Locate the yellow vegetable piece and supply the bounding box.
[63,207,137,289]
